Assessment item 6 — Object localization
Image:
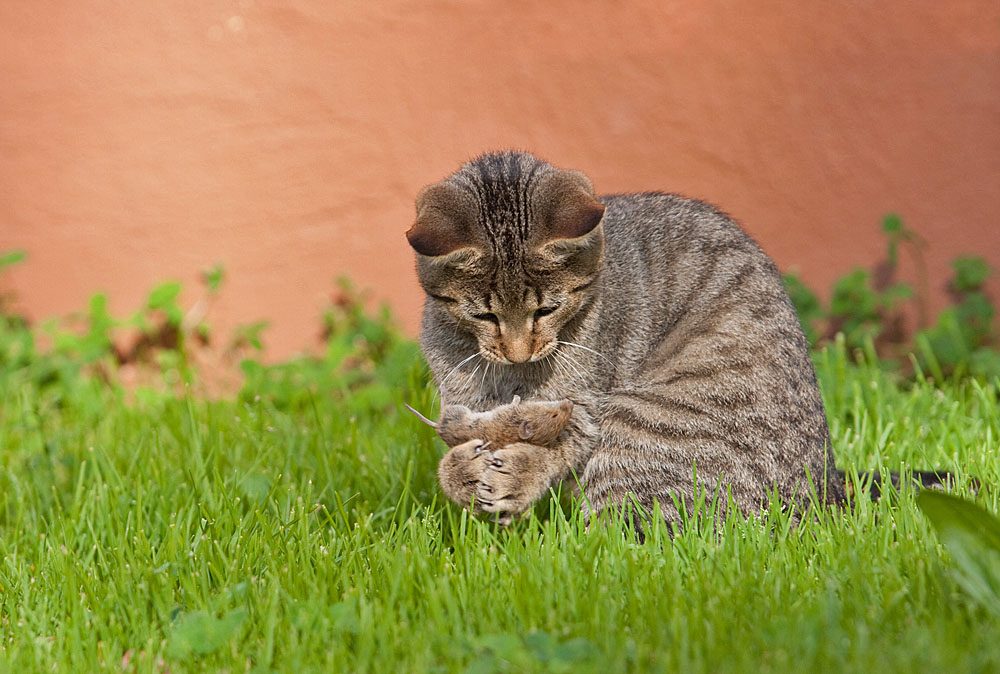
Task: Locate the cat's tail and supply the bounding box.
[838,469,979,500]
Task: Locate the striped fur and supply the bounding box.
[409,151,845,527]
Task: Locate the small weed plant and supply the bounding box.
[784,214,1000,380]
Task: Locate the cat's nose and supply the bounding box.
[499,320,534,363]
[501,339,533,363]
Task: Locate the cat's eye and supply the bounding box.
[472,312,499,325]
[534,304,560,320]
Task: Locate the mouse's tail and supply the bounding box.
[404,403,437,428]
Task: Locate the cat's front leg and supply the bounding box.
[438,439,495,508]
[476,442,562,519]
[474,401,601,521]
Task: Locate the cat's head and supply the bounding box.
[406,152,605,364]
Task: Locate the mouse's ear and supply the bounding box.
[518,420,536,440]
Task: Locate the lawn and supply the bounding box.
[0,334,997,673]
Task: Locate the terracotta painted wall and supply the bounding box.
[2,1,998,357]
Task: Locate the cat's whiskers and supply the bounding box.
[478,361,491,401]
[530,340,557,362]
[556,340,617,370]
[467,359,484,396]
[553,349,586,382]
[559,353,584,379]
[437,351,483,403]
[543,350,562,379]
[558,348,589,377]
[551,352,574,382]
[488,361,499,399]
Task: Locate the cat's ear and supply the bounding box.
[532,170,604,272]
[533,169,606,243]
[406,182,480,258]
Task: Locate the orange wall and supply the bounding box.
[1,1,998,357]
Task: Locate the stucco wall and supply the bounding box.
[1,1,998,357]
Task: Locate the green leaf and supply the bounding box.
[147,281,184,325]
[881,213,902,234]
[552,637,598,664]
[87,294,115,336]
[783,272,823,346]
[952,256,990,292]
[327,601,360,634]
[523,631,557,661]
[239,473,271,502]
[524,631,597,665]
[917,491,1000,616]
[0,249,27,271]
[147,281,182,309]
[478,632,523,656]
[203,264,226,294]
[970,348,1000,380]
[955,292,995,348]
[232,320,269,352]
[830,269,877,320]
[167,609,247,660]
[881,282,912,305]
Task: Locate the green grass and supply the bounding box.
[0,340,998,673]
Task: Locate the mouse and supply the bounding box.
[405,395,574,448]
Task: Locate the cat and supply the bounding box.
[406,150,846,529]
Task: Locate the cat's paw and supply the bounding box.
[438,439,494,507]
[475,443,554,517]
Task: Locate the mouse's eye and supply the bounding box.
[472,312,499,326]
[533,304,560,320]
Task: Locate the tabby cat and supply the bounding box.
[406,150,846,528]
